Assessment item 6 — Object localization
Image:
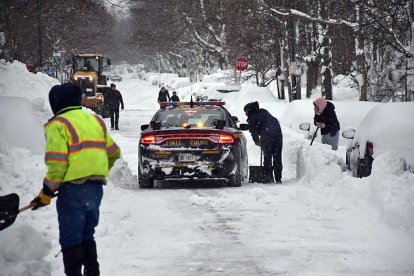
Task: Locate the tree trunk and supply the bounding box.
[296,74,302,100]
[36,0,43,67]
[306,58,318,98]
[356,4,367,101]
[283,42,292,101]
[407,0,414,101]
[322,67,332,100]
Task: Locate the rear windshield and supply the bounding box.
[155,107,225,128]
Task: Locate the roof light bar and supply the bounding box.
[160,101,225,108]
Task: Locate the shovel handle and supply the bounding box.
[310,127,319,146]
[19,192,58,213]
[19,203,37,213]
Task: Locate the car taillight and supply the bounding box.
[367,142,374,156]
[141,135,156,145]
[218,133,235,144]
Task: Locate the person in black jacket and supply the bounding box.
[244,101,283,183]
[170,91,180,102]
[158,85,170,103]
[313,97,340,150]
[105,83,124,130]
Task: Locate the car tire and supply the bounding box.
[346,152,350,170]
[357,154,373,178]
[228,161,242,187]
[138,166,154,188]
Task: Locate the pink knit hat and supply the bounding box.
[313,97,327,115]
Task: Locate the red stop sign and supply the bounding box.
[235,57,248,71]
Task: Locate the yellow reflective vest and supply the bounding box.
[43,106,121,190]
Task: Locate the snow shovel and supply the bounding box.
[0,193,37,231]
[310,127,319,146]
[249,149,266,183]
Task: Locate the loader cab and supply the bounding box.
[72,55,102,74]
[72,54,108,96]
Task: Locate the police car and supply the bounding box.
[138,101,249,188]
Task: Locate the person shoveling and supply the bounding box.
[242,101,283,183]
[0,83,121,276]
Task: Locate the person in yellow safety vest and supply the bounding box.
[30,82,120,276]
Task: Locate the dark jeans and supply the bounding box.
[262,141,283,182]
[56,181,103,248]
[109,108,119,128]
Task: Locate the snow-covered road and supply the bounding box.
[92,76,414,275]
[0,66,413,276]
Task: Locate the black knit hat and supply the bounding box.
[244,101,259,116]
[49,83,82,115]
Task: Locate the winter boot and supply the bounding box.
[62,244,85,276]
[115,126,119,130]
[82,240,100,276]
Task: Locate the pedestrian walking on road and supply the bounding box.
[30,82,121,276]
[105,83,124,130]
[170,91,180,102]
[313,97,340,150]
[244,101,283,183]
[158,85,170,103]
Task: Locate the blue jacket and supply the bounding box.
[247,108,283,147]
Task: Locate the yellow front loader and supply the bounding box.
[71,54,111,114]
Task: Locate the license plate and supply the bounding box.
[189,139,209,146]
[178,154,196,162]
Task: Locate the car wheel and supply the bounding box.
[228,161,242,187]
[357,154,373,178]
[138,166,154,189]
[346,152,350,170]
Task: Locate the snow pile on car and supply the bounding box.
[353,102,414,170]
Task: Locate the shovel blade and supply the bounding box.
[0,193,20,231]
[249,166,266,183]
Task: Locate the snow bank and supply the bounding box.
[369,152,414,229]
[109,158,138,190]
[0,97,45,154]
[0,61,57,154]
[296,142,346,182]
[0,60,59,102]
[0,224,51,276]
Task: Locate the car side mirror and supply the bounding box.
[106,58,111,66]
[141,124,149,131]
[239,123,250,131]
[342,128,355,139]
[232,116,239,123]
[212,119,226,130]
[299,122,311,131]
[150,120,162,130]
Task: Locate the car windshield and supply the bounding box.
[156,108,225,128]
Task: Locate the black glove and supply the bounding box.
[329,131,337,137]
[121,105,124,110]
[31,184,55,210]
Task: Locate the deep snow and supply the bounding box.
[0,61,413,275]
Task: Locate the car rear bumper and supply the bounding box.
[139,148,237,180]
